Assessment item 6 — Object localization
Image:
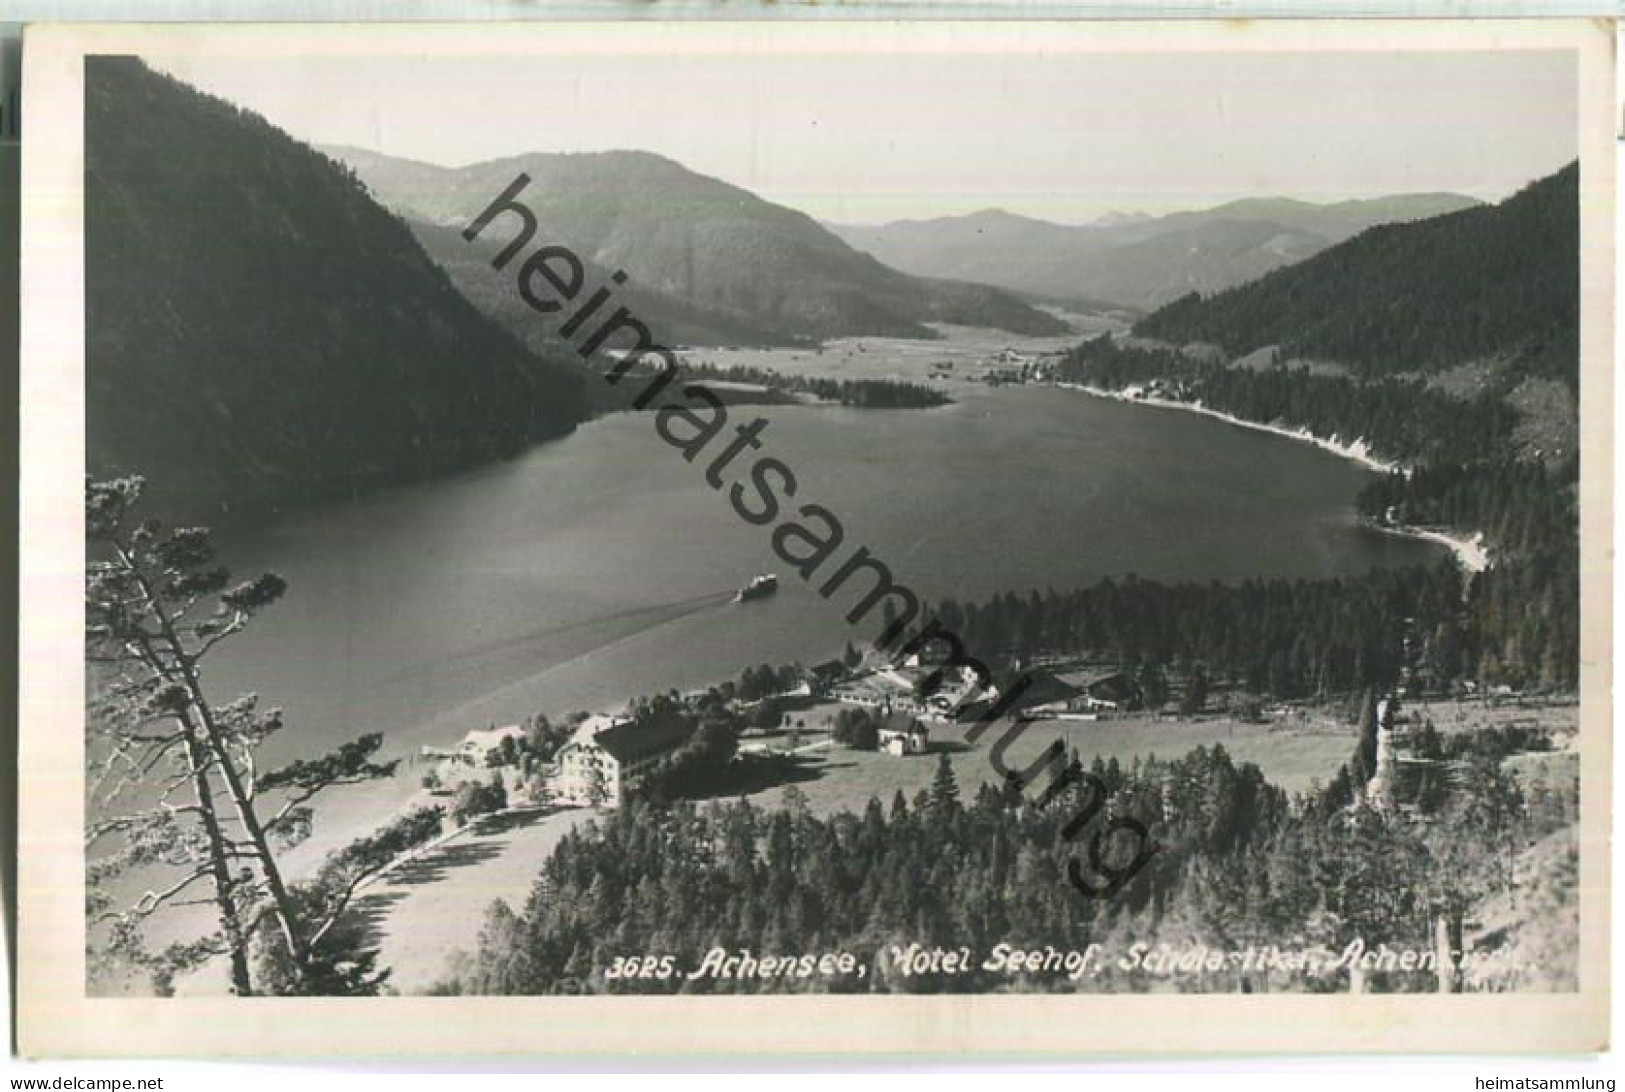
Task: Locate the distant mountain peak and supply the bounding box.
[965,207,1045,222]
[1089,210,1153,227]
[864,207,1062,232]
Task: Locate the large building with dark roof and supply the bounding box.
[552,715,695,807]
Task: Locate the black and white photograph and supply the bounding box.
[13,18,1614,1057]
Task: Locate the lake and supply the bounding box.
[207,382,1441,768]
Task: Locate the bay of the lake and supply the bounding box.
[207,383,1441,768]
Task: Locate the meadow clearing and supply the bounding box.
[731,709,1359,819]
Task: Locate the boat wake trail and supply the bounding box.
[384,588,738,687]
[415,588,745,731]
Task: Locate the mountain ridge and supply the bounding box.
[1133,162,1579,382]
[325,145,1070,345]
[828,191,1482,310]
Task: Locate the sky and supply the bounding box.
[149,42,1576,226]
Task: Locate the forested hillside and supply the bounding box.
[1135,164,1579,382]
[1057,337,1520,467]
[413,220,790,353]
[86,59,587,514]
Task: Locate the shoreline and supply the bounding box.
[1055,382,1491,575]
[1377,525,1491,576]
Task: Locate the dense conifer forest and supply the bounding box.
[680,362,953,408]
[1055,338,1520,467]
[915,557,1573,698]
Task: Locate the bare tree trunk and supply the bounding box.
[170,633,310,972]
[119,541,312,980]
[127,624,256,995]
[182,730,253,995]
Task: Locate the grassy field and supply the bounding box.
[734,711,1357,819]
[727,697,1585,824]
[676,313,1119,388]
[1418,695,1580,736]
[350,807,592,995]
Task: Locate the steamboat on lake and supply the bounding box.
[734,573,779,603]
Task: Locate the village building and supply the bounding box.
[1054,669,1140,712]
[419,724,528,793]
[831,670,913,712]
[1013,672,1086,717]
[995,668,1143,721]
[876,713,930,757]
[574,713,632,740]
[551,716,693,808]
[419,724,526,769]
[457,724,526,764]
